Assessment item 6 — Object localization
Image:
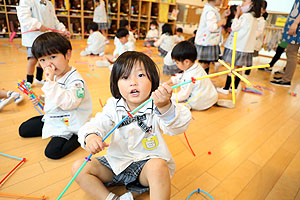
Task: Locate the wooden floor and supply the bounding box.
[1,38,300,200]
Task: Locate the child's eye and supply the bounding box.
[121,75,128,80]
[39,59,45,62]
[50,56,56,59]
[138,73,145,77]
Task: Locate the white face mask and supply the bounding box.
[241,3,252,13]
[150,26,156,30]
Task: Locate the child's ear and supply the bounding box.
[66,49,72,60]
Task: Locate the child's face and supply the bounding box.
[176,32,182,36]
[119,35,129,44]
[175,59,192,71]
[213,0,222,6]
[117,62,152,111]
[38,50,71,79]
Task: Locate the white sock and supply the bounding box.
[6,91,13,98]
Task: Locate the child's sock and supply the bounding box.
[105,192,119,200]
[7,90,13,98]
[36,67,43,81]
[245,69,251,75]
[27,74,34,84]
[224,75,231,90]
[234,76,241,88]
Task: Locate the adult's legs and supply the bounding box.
[282,43,300,82]
[269,46,285,67]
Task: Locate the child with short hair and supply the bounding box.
[73,51,191,200]
[80,22,106,56]
[154,23,175,57]
[0,89,24,111]
[17,0,67,86]
[167,41,219,110]
[114,19,136,48]
[217,0,263,95]
[19,32,93,159]
[194,0,228,74]
[93,0,109,38]
[96,27,135,68]
[173,27,184,44]
[144,20,159,47]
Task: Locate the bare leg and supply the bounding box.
[72,158,114,200]
[27,57,38,75]
[139,158,171,200]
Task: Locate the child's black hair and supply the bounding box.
[171,41,197,63]
[31,32,72,59]
[224,5,237,30]
[176,27,183,33]
[250,0,263,18]
[162,23,173,35]
[116,27,129,38]
[87,22,99,32]
[110,51,160,99]
[193,29,197,35]
[150,20,158,27]
[262,0,268,20]
[119,19,129,28]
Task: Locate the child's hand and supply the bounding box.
[85,134,109,154]
[39,25,48,32]
[43,64,55,81]
[29,95,39,106]
[152,83,172,113]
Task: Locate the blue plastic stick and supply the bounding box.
[0,152,23,160]
[186,188,215,200]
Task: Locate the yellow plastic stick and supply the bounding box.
[175,88,178,104]
[183,93,202,106]
[221,61,251,85]
[231,73,236,104]
[231,32,237,69]
[195,70,231,81]
[235,64,270,72]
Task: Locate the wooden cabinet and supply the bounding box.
[0,0,177,40]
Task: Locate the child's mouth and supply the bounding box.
[130,89,139,96]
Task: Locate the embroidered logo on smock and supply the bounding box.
[77,88,85,98]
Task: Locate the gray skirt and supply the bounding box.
[195,44,220,62]
[96,156,149,194]
[163,64,182,75]
[222,48,253,67]
[98,22,109,30]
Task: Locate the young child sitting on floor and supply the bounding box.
[72,51,191,200]
[19,32,93,159]
[167,41,234,110]
[80,22,106,56]
[144,20,159,47]
[96,27,135,69]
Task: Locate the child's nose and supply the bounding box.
[129,77,137,86]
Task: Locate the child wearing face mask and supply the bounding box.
[217,0,263,95]
[144,21,159,47]
[194,0,229,74]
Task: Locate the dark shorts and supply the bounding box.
[158,46,168,57]
[27,47,34,59]
[96,156,149,194]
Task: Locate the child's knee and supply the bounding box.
[72,159,86,177]
[148,158,169,175]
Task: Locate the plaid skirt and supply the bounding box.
[222,48,253,66]
[98,22,109,30]
[163,64,182,75]
[158,46,168,57]
[96,156,149,194]
[195,44,220,62]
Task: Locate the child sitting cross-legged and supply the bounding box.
[167,41,234,110]
[72,51,191,200]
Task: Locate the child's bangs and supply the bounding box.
[34,45,61,58]
[119,57,141,78]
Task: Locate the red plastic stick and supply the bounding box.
[184,132,196,157]
[0,158,26,185]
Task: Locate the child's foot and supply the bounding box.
[217,99,235,108]
[34,78,45,85]
[120,192,134,200]
[10,92,24,104]
[216,87,229,95]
